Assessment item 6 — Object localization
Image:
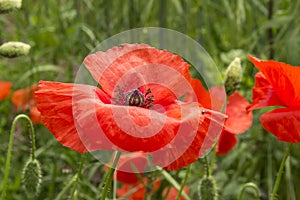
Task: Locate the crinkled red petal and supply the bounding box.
[0,81,12,101]
[35,81,111,153]
[247,72,284,111]
[248,55,300,107]
[260,107,300,143]
[190,79,211,106]
[216,130,238,155]
[84,44,192,105]
[151,105,226,170]
[225,91,253,134]
[86,103,181,152]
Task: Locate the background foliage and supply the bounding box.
[1,0,300,199]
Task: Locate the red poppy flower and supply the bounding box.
[163,186,189,200]
[116,178,161,200]
[35,44,226,169]
[12,84,41,123]
[247,55,300,142]
[0,81,12,101]
[215,90,253,155]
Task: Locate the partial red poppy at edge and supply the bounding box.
[0,81,12,101]
[12,84,41,124]
[248,55,300,143]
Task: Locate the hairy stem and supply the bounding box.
[1,114,36,200]
[270,143,292,200]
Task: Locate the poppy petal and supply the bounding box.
[216,130,238,155]
[248,55,300,107]
[35,81,111,153]
[83,43,151,89]
[151,105,226,170]
[12,84,38,110]
[29,106,41,124]
[247,72,284,111]
[0,81,12,101]
[84,44,192,104]
[260,107,300,143]
[225,91,253,134]
[190,79,211,107]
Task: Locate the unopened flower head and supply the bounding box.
[224,57,242,96]
[0,41,30,58]
[22,158,42,197]
[0,0,22,14]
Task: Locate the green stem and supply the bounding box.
[270,143,292,200]
[157,166,191,200]
[175,165,191,200]
[100,151,121,200]
[54,174,78,200]
[204,156,210,177]
[238,182,260,200]
[209,145,217,176]
[55,153,86,200]
[1,114,35,200]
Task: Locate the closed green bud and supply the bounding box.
[22,158,42,197]
[198,176,218,200]
[224,57,242,96]
[0,41,30,58]
[0,0,22,14]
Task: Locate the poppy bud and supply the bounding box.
[198,176,218,200]
[224,57,242,96]
[0,41,30,58]
[0,0,22,14]
[22,158,42,197]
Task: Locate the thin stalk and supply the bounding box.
[238,182,260,200]
[55,153,86,200]
[1,114,35,200]
[285,157,296,200]
[270,143,292,200]
[204,155,210,177]
[267,141,273,196]
[209,145,217,176]
[157,166,191,200]
[54,174,78,200]
[113,168,117,200]
[100,151,121,200]
[175,165,191,200]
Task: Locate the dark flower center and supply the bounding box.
[125,89,145,106]
[124,88,155,108]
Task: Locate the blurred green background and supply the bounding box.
[1,0,300,199]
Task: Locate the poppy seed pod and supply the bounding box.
[0,0,22,14]
[22,158,42,197]
[224,57,242,96]
[0,41,30,58]
[198,176,218,200]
